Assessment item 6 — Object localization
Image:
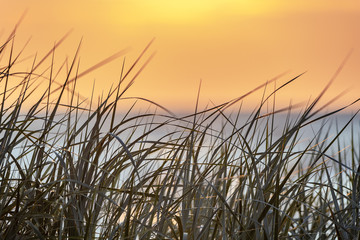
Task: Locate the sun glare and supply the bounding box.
[111,0,273,25]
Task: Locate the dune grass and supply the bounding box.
[1,30,360,240]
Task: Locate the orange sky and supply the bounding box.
[2,0,360,112]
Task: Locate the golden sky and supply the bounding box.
[2,0,360,112]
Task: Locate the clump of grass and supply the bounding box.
[1,28,360,240]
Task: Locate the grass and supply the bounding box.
[1,28,360,239]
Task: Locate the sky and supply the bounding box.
[2,0,360,112]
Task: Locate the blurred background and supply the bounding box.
[2,0,360,113]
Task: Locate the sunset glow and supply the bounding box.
[2,0,360,112]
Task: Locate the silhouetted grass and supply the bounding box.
[1,29,360,239]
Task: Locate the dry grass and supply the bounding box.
[1,28,360,240]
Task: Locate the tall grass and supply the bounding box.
[1,29,360,239]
